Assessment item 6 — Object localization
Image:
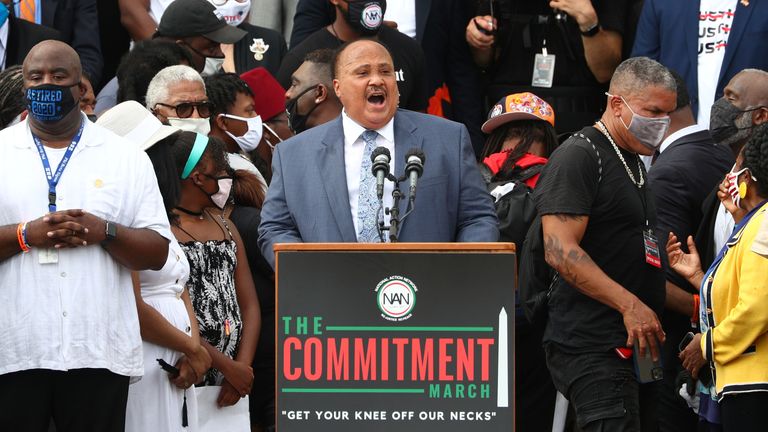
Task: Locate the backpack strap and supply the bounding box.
[512,164,544,183]
[572,127,603,186]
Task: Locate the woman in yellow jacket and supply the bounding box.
[667,124,768,431]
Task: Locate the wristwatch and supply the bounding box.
[103,220,117,244]
[581,21,600,37]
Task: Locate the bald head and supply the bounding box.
[332,39,393,80]
[22,40,82,88]
[332,39,399,130]
[731,69,768,108]
[21,41,87,134]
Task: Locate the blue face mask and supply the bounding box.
[25,83,80,123]
[0,3,9,27]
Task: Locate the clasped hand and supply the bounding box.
[25,209,106,249]
[218,359,254,407]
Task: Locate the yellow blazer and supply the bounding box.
[702,202,768,396]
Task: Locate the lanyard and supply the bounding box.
[635,179,650,229]
[31,121,85,212]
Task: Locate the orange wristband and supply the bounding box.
[16,223,30,253]
[691,294,700,324]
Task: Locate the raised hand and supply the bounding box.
[666,233,704,287]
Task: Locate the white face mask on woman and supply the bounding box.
[219,113,263,152]
[210,176,233,209]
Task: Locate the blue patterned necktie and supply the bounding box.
[357,130,381,242]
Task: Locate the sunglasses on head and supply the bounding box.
[154,101,212,119]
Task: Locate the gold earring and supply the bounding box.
[739,181,748,199]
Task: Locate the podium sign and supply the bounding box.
[275,244,515,431]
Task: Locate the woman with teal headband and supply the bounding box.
[167,131,261,410]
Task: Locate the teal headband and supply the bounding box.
[181,133,208,179]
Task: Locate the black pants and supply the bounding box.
[516,321,557,431]
[545,343,659,432]
[0,368,129,432]
[720,392,768,431]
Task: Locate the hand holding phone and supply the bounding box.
[633,339,663,383]
[678,332,712,386]
[473,17,495,36]
[679,332,695,353]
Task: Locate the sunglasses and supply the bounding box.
[154,101,212,119]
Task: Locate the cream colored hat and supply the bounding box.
[96,100,179,151]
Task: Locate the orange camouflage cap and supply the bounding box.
[481,92,555,133]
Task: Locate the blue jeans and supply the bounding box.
[544,343,659,432]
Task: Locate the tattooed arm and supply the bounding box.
[542,214,666,359]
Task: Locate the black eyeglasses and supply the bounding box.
[154,101,212,119]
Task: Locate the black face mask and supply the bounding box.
[710,97,761,146]
[340,0,386,36]
[285,85,319,134]
[25,83,80,123]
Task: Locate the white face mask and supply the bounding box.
[210,177,233,209]
[220,113,263,152]
[211,0,251,27]
[168,117,211,136]
[262,122,283,152]
[202,57,225,77]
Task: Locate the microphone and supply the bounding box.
[370,146,391,200]
[404,148,425,200]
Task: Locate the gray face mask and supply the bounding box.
[202,57,225,77]
[613,94,670,150]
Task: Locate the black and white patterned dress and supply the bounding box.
[180,237,242,386]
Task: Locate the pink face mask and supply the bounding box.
[209,176,233,209]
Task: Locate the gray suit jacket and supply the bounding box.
[258,109,499,267]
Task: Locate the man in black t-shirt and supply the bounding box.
[275,0,427,113]
[466,0,631,134]
[533,57,676,431]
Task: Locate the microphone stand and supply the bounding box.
[378,174,404,242]
[387,179,403,243]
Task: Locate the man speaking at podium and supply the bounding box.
[258,39,498,268]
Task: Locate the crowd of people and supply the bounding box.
[1,0,768,431]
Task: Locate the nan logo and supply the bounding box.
[362,3,383,29]
[375,276,417,321]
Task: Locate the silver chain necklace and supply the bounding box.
[596,121,645,188]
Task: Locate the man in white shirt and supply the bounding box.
[0,40,171,432]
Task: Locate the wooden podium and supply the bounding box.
[274,242,516,432]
